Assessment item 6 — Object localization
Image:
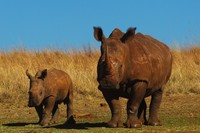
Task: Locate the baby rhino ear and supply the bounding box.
[41,69,47,79]
[38,69,47,80]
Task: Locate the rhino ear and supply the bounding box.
[93,26,106,42]
[121,27,136,43]
[38,69,47,80]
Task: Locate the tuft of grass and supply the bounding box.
[0,46,200,103]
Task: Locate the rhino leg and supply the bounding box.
[126,82,147,128]
[137,99,147,125]
[102,90,123,128]
[39,96,56,126]
[148,88,163,126]
[65,88,75,125]
[35,105,43,124]
[50,104,59,124]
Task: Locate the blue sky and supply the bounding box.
[0,0,200,50]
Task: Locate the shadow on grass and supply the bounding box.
[47,122,108,130]
[3,122,108,130]
[3,122,37,127]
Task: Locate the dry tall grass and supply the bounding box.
[0,46,200,103]
[165,46,200,94]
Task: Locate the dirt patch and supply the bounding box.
[74,113,96,118]
[1,95,200,120]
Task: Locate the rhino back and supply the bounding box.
[44,68,72,101]
[126,33,172,89]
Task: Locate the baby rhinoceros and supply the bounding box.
[26,68,75,126]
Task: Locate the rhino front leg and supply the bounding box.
[148,88,163,126]
[39,96,56,126]
[102,90,123,128]
[138,99,147,125]
[126,82,147,128]
[50,104,59,124]
[35,104,43,124]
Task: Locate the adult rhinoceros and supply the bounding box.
[94,27,172,128]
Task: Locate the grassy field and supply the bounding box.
[1,95,200,133]
[0,46,200,132]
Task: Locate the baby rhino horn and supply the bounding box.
[26,69,34,80]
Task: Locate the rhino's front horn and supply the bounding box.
[26,69,34,80]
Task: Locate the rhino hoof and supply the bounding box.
[50,120,57,125]
[65,116,76,125]
[107,120,123,128]
[107,122,117,128]
[148,120,162,126]
[39,121,50,126]
[125,119,142,128]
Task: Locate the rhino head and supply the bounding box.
[26,69,47,107]
[94,27,136,90]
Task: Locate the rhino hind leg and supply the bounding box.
[102,90,123,128]
[148,88,163,126]
[65,89,75,125]
[125,82,147,128]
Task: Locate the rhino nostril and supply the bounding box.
[39,91,42,96]
[116,84,120,89]
[29,93,33,99]
[29,96,32,99]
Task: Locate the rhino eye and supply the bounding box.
[39,91,42,96]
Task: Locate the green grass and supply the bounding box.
[1,115,200,133]
[1,95,200,133]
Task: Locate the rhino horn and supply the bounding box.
[26,69,34,80]
[105,45,112,71]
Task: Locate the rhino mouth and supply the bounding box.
[28,98,40,107]
[28,100,36,107]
